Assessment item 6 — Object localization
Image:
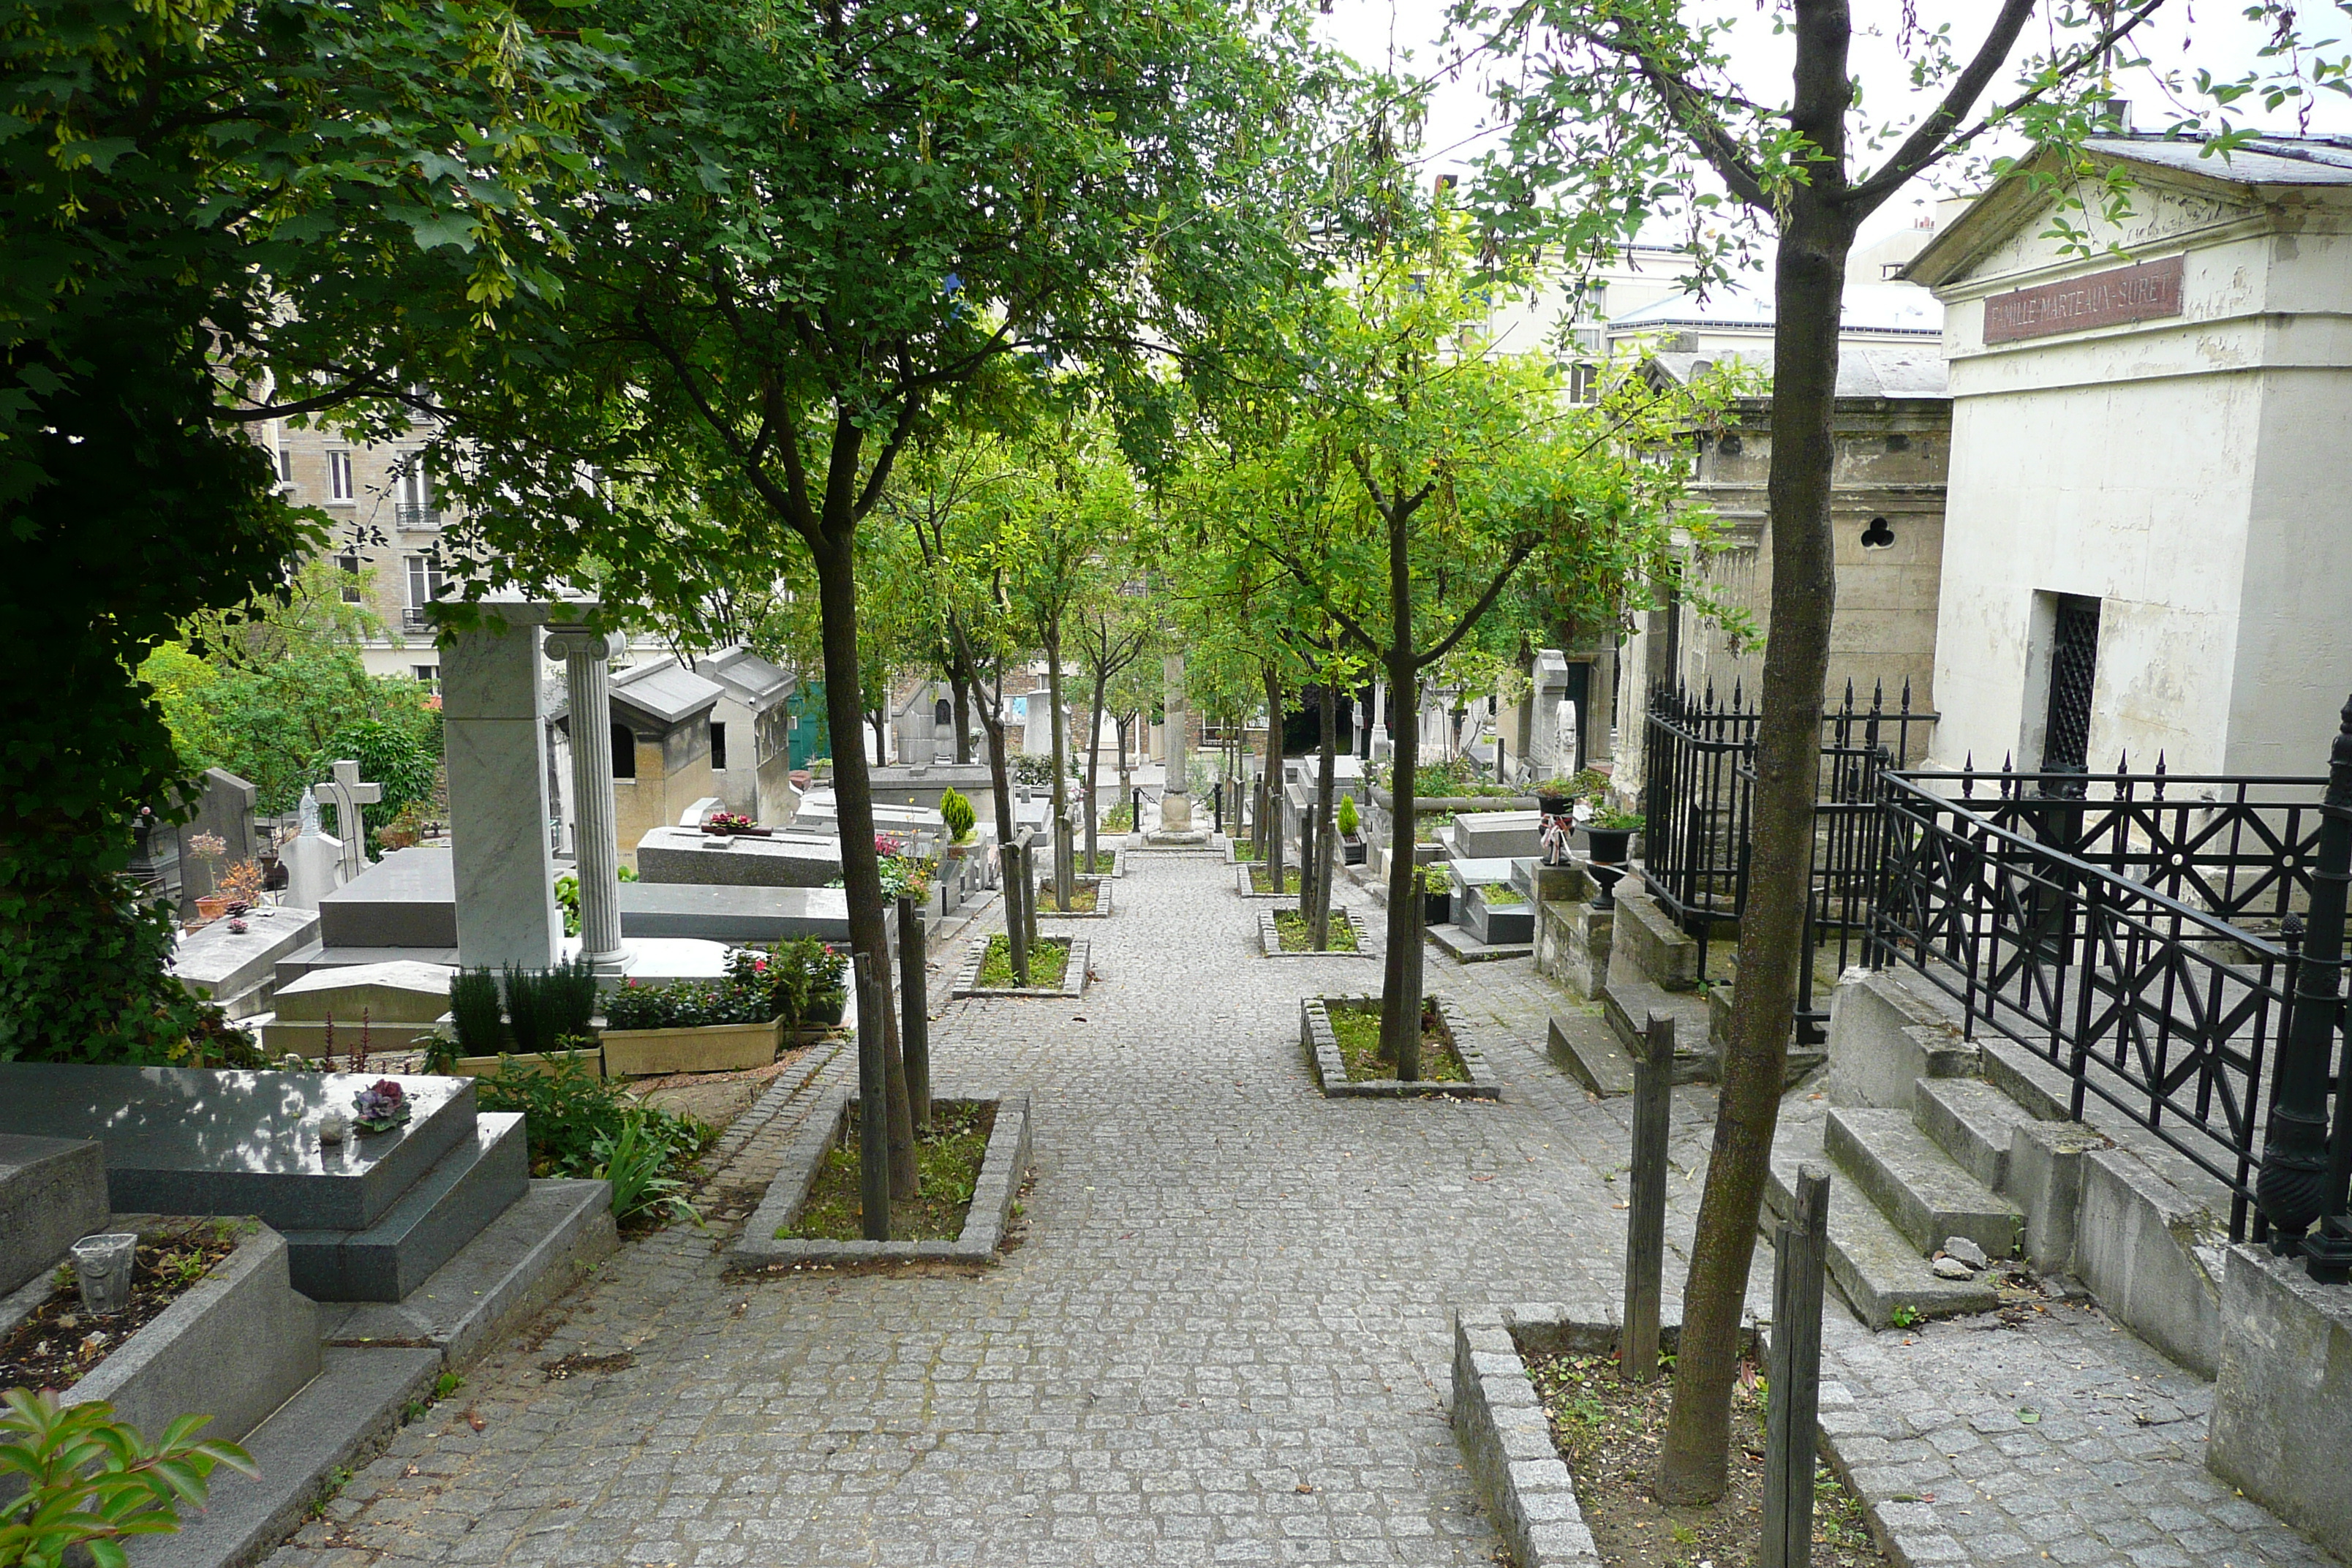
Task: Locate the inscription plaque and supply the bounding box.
[1983,256,2184,343]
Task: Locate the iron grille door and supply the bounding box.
[2041,594,2102,773]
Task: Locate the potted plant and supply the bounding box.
[218,859,268,912]
[1418,862,1453,925]
[939,788,977,851]
[601,948,789,1075]
[770,937,849,1029]
[1335,795,1367,865]
[1583,807,1643,866]
[186,832,232,919]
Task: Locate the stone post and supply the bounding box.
[442,612,560,971]
[1158,652,1192,832]
[546,625,630,975]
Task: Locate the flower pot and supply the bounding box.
[1422,889,1452,925]
[1537,793,1573,818]
[602,1016,786,1076]
[1341,832,1367,867]
[1583,826,1634,865]
[195,894,235,921]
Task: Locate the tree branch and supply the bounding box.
[1844,0,2039,214]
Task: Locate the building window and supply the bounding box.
[710,721,728,772]
[612,723,637,780]
[411,665,438,692]
[393,459,436,527]
[336,550,363,603]
[326,449,354,502]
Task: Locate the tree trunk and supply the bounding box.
[1116,714,1133,822]
[1262,663,1286,897]
[1085,670,1109,870]
[976,674,1027,987]
[951,668,973,764]
[1045,622,1074,911]
[810,525,919,1202]
[869,707,887,769]
[1378,497,1422,1079]
[1311,682,1338,949]
[1657,35,1855,1499]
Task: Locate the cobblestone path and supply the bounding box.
[267,849,2337,1568]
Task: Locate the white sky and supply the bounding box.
[1312,0,2352,248]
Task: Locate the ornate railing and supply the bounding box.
[1869,752,2352,1263]
[1639,680,1936,1040]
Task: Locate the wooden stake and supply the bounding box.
[1763,1162,1831,1568]
[1622,1009,1674,1380]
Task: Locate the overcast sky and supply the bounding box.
[1311,0,2352,247]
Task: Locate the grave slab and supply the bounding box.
[318,847,457,949]
[1449,810,1543,860]
[635,824,843,887]
[271,960,456,1024]
[618,881,852,943]
[1446,857,1520,890]
[0,1063,476,1232]
[0,1134,108,1294]
[282,1111,528,1300]
[172,905,320,1019]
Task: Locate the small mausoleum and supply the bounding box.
[1904,130,2352,774]
[554,655,723,870]
[698,645,799,825]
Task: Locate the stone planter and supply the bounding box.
[1460,886,1534,946]
[1034,875,1115,919]
[729,1090,1032,1267]
[1235,864,1300,900]
[600,1017,785,1077]
[1341,832,1367,866]
[49,1224,320,1447]
[951,936,1088,998]
[1297,994,1501,1099]
[1424,889,1452,925]
[449,1049,606,1078]
[1256,908,1375,960]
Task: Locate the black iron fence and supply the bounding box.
[1868,751,2352,1263]
[1639,680,1937,1040]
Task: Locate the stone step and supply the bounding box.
[1599,974,1715,1082]
[315,1177,616,1368]
[284,1112,529,1302]
[130,1345,442,1568]
[1768,1117,1998,1330]
[1825,1107,2024,1260]
[1913,1077,2041,1194]
[1426,923,1534,964]
[1548,1012,1635,1097]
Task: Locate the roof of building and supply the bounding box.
[700,646,796,706]
[1904,132,2352,287]
[1605,279,1943,338]
[1645,340,1950,401]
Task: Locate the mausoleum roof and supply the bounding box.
[700,646,796,707]
[1643,341,1950,402]
[1607,279,1943,338]
[611,658,725,726]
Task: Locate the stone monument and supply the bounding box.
[315,758,383,883]
[282,787,347,911]
[545,624,630,975]
[1147,651,1207,843]
[174,767,257,914]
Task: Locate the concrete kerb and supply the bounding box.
[1255,907,1377,960]
[1235,864,1301,900]
[1034,875,1116,919]
[951,935,1089,998]
[1298,993,1502,1100]
[728,1090,1032,1268]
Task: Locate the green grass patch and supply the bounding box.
[1072,850,1117,874]
[780,1100,996,1241]
[1036,879,1098,913]
[1103,802,1134,831]
[1231,839,1267,862]
[977,935,1070,989]
[1273,909,1359,951]
[1480,884,1527,906]
[1248,866,1300,894]
[1322,1001,1471,1082]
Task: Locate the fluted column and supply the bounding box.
[1159,652,1192,831]
[546,625,630,975]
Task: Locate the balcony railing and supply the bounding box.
[395,503,442,530]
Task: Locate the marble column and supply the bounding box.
[546,625,630,975]
[442,614,561,970]
[1158,652,1192,831]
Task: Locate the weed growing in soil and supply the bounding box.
[1527,1350,1887,1568]
[1248,866,1300,894]
[1273,910,1358,951]
[784,1101,997,1241]
[1322,1003,1469,1082]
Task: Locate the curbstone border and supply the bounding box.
[729,1091,1033,1268]
[1255,908,1376,960]
[1235,864,1302,900]
[1299,993,1502,1099]
[1034,875,1116,920]
[951,936,1088,998]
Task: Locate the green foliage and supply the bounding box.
[1591,807,1645,833]
[1335,796,1360,838]
[501,958,600,1056]
[472,1053,715,1215]
[1417,864,1454,897]
[447,970,507,1057]
[592,1112,703,1229]
[0,1387,258,1568]
[938,789,977,844]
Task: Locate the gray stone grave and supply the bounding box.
[175,767,258,914]
[1449,810,1544,861]
[0,1063,524,1301]
[618,882,852,943]
[317,845,458,949]
[173,904,320,1019]
[0,1134,109,1295]
[635,824,843,887]
[265,960,456,1058]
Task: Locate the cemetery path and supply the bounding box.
[266,850,2337,1568]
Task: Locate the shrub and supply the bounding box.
[938,788,976,843]
[502,956,599,1054]
[448,968,505,1055]
[1592,807,1645,833]
[0,1387,257,1568]
[1335,795,1360,837]
[472,1049,715,1213]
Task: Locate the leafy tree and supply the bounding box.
[1068,569,1158,867]
[1452,0,2346,1501]
[1,0,617,1063]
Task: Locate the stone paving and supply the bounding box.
[263,849,2339,1568]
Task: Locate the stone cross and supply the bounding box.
[316,759,382,882]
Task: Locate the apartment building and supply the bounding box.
[265,418,451,685]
